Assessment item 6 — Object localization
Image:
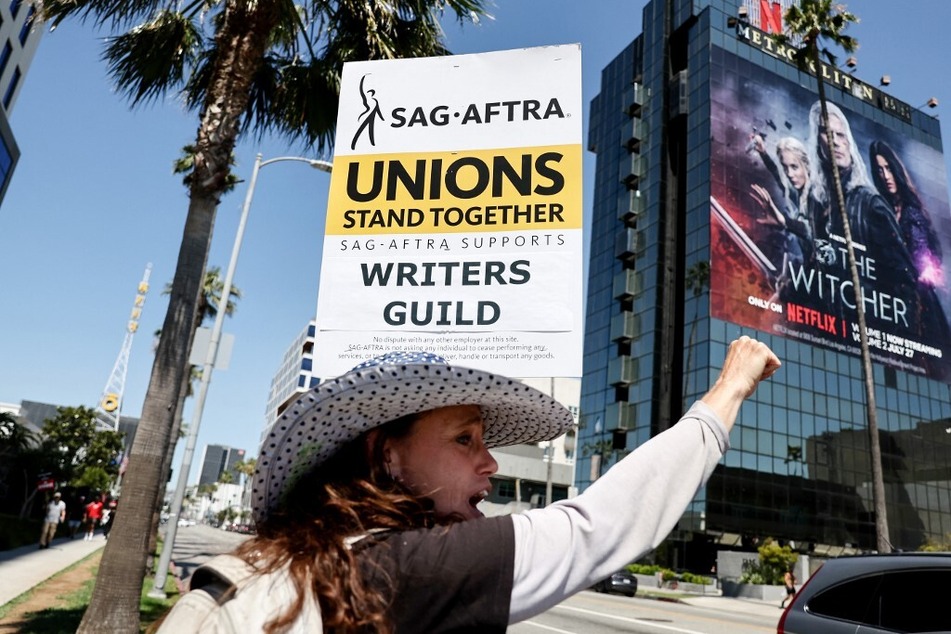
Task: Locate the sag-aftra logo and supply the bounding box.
[350,73,567,150]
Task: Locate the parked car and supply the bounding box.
[593,569,638,597]
[778,552,951,633]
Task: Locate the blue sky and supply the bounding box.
[2,2,950,484]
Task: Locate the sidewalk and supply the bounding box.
[635,580,781,619]
[679,594,782,618]
[0,532,106,607]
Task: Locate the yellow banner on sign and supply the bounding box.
[325,144,582,235]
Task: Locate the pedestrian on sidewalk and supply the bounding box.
[157,336,780,632]
[83,494,103,541]
[780,566,797,609]
[102,499,117,539]
[66,494,86,539]
[38,491,66,549]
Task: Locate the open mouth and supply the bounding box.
[469,489,489,508]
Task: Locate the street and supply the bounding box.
[166,523,249,583]
[510,591,778,634]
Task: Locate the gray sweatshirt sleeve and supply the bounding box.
[508,400,729,622]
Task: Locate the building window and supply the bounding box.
[0,42,11,80]
[9,0,20,18]
[18,4,34,45]
[0,135,11,186]
[884,367,897,389]
[3,66,19,109]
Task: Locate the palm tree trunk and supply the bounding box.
[812,48,890,553]
[79,195,214,632]
[147,368,191,565]
[77,5,279,632]
[148,289,212,558]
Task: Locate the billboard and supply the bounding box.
[710,46,951,382]
[314,45,583,378]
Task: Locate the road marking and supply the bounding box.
[554,605,709,634]
[522,621,577,633]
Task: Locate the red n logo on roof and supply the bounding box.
[759,0,784,33]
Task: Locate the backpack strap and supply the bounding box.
[159,538,383,633]
[189,568,237,605]
[188,554,258,605]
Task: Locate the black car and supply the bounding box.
[778,552,951,633]
[593,569,638,597]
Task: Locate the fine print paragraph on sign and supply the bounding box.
[335,334,556,364]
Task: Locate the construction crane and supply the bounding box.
[95,263,152,432]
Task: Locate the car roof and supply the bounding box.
[812,553,951,581]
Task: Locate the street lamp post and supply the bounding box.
[563,424,578,498]
[545,378,555,506]
[148,153,332,598]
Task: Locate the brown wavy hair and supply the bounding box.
[233,413,458,633]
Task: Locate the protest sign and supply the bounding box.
[314,45,583,377]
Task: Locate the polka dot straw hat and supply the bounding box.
[252,351,575,522]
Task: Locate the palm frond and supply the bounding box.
[181,47,214,112]
[260,56,340,152]
[438,0,494,25]
[41,0,174,30]
[103,9,203,105]
[773,0,858,73]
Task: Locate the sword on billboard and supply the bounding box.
[710,195,778,281]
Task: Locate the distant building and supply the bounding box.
[0,0,45,204]
[197,444,246,486]
[262,320,320,447]
[13,399,138,455]
[191,482,243,525]
[482,377,581,516]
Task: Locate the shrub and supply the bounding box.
[625,564,713,585]
[626,563,662,575]
[739,538,798,585]
[739,566,768,585]
[919,534,951,552]
[679,572,713,585]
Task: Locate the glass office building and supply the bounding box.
[579,0,951,569]
[0,0,44,205]
[198,444,247,487]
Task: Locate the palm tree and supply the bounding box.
[232,456,257,519]
[38,2,490,630]
[0,411,36,461]
[147,267,242,561]
[682,261,710,412]
[233,456,257,487]
[166,265,243,324]
[773,1,890,553]
[0,412,40,516]
[156,267,241,501]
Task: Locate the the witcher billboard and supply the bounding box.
[710,47,951,383]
